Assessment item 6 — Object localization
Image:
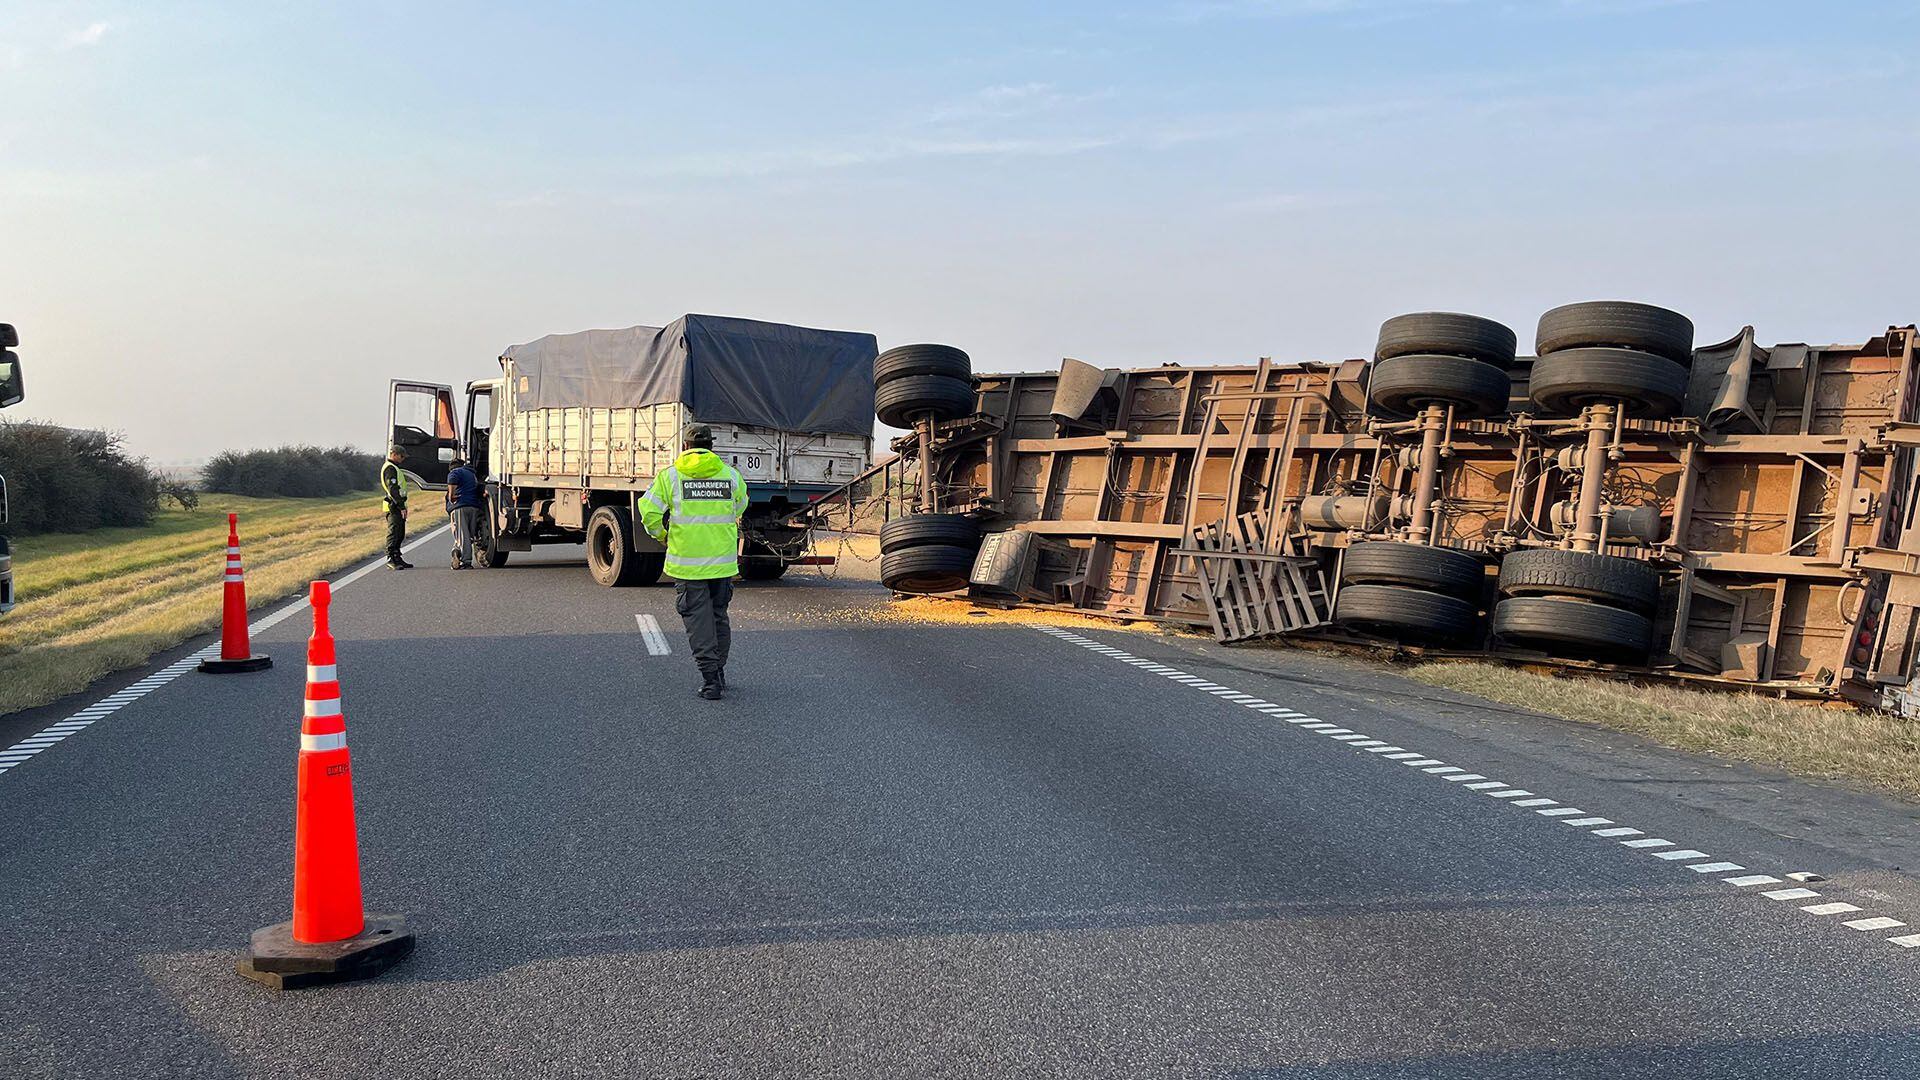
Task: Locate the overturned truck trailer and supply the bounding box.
[814,306,1920,709]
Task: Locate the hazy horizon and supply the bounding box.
[4,1,1917,460]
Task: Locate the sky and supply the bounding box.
[2,0,1917,461]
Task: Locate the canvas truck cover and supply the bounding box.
[500,314,877,436]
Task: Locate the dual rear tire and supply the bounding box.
[1367,312,1517,420]
[1491,549,1659,661]
[879,513,979,594]
[1333,541,1488,645]
[1526,302,1695,419]
[875,344,975,428]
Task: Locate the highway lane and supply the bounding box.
[3,541,1920,1078]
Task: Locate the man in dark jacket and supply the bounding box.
[381,446,413,570]
[445,457,483,569]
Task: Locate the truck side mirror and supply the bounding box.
[0,351,22,410]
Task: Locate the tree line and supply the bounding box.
[0,421,382,535]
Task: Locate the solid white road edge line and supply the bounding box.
[0,524,453,780]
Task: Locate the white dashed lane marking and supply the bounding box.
[1032,624,1919,954]
[635,613,672,656]
[0,525,451,780]
[1845,917,1907,931]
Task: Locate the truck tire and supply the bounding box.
[1375,312,1517,367]
[632,551,666,585]
[1536,301,1694,365]
[477,511,510,568]
[1332,584,1479,644]
[876,374,975,429]
[1492,596,1653,660]
[880,543,974,594]
[876,344,972,386]
[1340,541,1486,601]
[586,506,655,587]
[1366,354,1512,420]
[1496,549,1659,615]
[1526,348,1689,418]
[879,513,980,554]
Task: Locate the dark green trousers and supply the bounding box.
[386,507,406,564]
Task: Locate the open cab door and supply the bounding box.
[388,379,459,489]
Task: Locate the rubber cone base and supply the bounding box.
[198,655,273,674]
[236,913,414,990]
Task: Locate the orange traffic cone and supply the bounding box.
[238,580,413,989]
[197,513,272,674]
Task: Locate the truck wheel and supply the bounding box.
[876,344,972,385]
[1496,549,1659,615]
[1536,301,1694,366]
[1375,312,1517,367]
[1366,354,1512,420]
[586,506,649,587]
[875,374,975,429]
[631,551,666,586]
[880,543,974,594]
[477,514,511,568]
[879,513,980,553]
[1340,542,1486,601]
[1333,584,1479,644]
[1491,596,1653,661]
[1526,348,1688,418]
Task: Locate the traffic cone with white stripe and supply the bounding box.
[238,580,413,990]
[197,513,272,674]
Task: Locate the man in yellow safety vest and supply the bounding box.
[640,424,749,699]
[380,446,413,570]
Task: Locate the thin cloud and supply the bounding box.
[1166,0,1466,22]
[62,21,116,49]
[640,133,1127,181]
[1167,0,1707,20]
[921,82,1117,125]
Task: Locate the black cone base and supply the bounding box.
[236,913,414,990]
[198,654,273,674]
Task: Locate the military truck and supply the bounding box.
[0,322,25,615]
[387,314,875,584]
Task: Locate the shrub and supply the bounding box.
[159,479,199,511]
[0,420,162,534]
[200,445,382,499]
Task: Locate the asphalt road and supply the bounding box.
[4,532,1920,1078]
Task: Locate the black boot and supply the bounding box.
[698,670,722,700]
[716,667,727,692]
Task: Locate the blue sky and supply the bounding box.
[2,0,1916,458]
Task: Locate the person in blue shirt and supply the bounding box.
[444,457,484,570]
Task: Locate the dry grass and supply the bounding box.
[1407,661,1920,801]
[0,493,432,716]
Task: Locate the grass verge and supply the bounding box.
[0,493,436,717]
[1406,661,1920,802]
